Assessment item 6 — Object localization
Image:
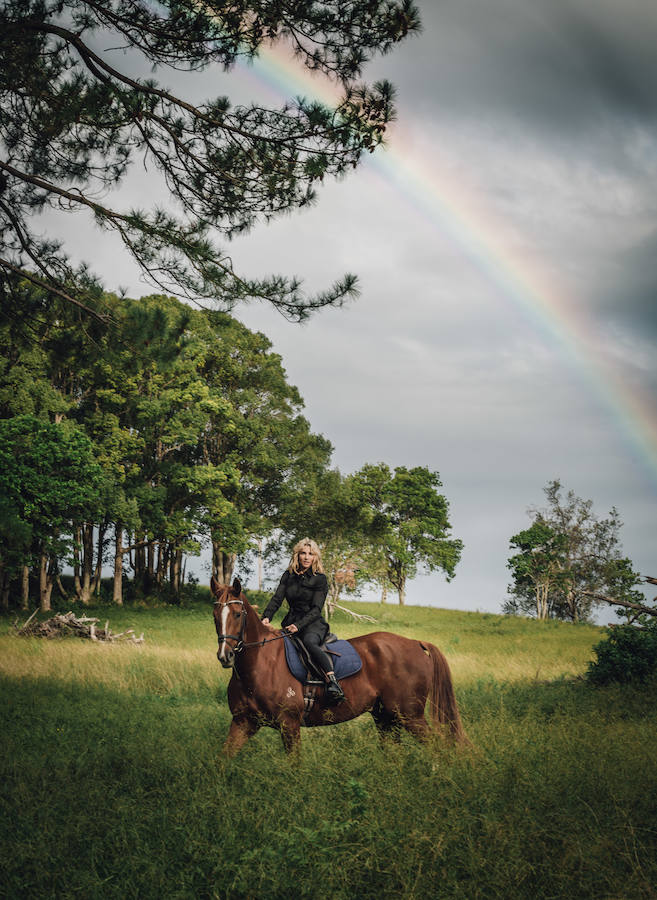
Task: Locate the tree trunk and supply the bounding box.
[155,542,161,585]
[92,522,106,596]
[380,582,388,604]
[21,565,29,610]
[80,523,94,605]
[398,576,406,605]
[325,581,341,619]
[39,553,53,612]
[257,539,263,591]
[161,542,171,585]
[170,548,183,597]
[156,542,167,586]
[73,523,82,599]
[212,543,236,585]
[146,540,155,592]
[536,583,549,620]
[134,532,146,586]
[113,523,124,606]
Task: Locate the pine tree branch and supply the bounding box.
[0,195,108,321]
[0,258,108,321]
[0,2,412,318]
[17,20,332,147]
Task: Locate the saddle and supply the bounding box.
[283,634,362,684]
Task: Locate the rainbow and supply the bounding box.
[238,44,657,487]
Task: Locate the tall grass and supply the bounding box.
[1,601,656,898]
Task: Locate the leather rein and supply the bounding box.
[213,597,289,653]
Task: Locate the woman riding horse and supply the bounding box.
[261,538,345,704]
[213,577,467,755]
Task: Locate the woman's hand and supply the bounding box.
[261,618,270,626]
[285,624,299,634]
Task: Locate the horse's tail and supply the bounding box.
[425,642,467,743]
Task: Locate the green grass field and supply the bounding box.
[1,599,656,899]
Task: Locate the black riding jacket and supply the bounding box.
[262,570,329,634]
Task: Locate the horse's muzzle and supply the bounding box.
[217,647,235,668]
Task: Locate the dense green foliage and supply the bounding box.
[2,602,656,899]
[276,462,463,608]
[0,0,419,318]
[588,620,657,685]
[505,480,642,622]
[0,284,333,607]
[0,414,104,557]
[350,463,463,604]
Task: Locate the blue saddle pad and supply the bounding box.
[283,636,362,683]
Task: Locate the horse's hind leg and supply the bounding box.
[399,695,433,743]
[223,716,260,758]
[372,698,432,744]
[371,698,402,743]
[401,715,431,743]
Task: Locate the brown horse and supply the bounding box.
[212,577,466,755]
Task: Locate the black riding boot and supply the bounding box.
[325,672,345,705]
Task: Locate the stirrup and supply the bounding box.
[325,673,345,705]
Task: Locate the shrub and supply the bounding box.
[587,620,657,685]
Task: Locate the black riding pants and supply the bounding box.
[299,625,333,675]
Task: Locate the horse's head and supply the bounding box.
[211,576,246,668]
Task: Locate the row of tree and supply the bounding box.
[0,282,463,612]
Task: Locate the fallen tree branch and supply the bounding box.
[12,611,145,643]
[583,592,657,619]
[331,602,377,624]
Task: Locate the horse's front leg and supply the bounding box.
[278,714,301,755]
[223,716,260,758]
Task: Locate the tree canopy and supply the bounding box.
[505,480,642,622]
[0,413,105,608]
[0,280,333,608]
[350,463,463,605]
[0,0,420,319]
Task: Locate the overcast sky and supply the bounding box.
[53,0,657,621]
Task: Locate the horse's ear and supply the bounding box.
[231,577,242,597]
[210,576,221,597]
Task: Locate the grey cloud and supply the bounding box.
[551,0,657,117]
[599,229,657,339]
[371,0,657,140]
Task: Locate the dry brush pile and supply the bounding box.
[12,610,144,644]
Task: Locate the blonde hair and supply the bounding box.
[288,538,324,575]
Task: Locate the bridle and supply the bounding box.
[214,597,247,652]
[213,596,289,653]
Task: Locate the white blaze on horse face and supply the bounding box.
[218,603,230,660]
